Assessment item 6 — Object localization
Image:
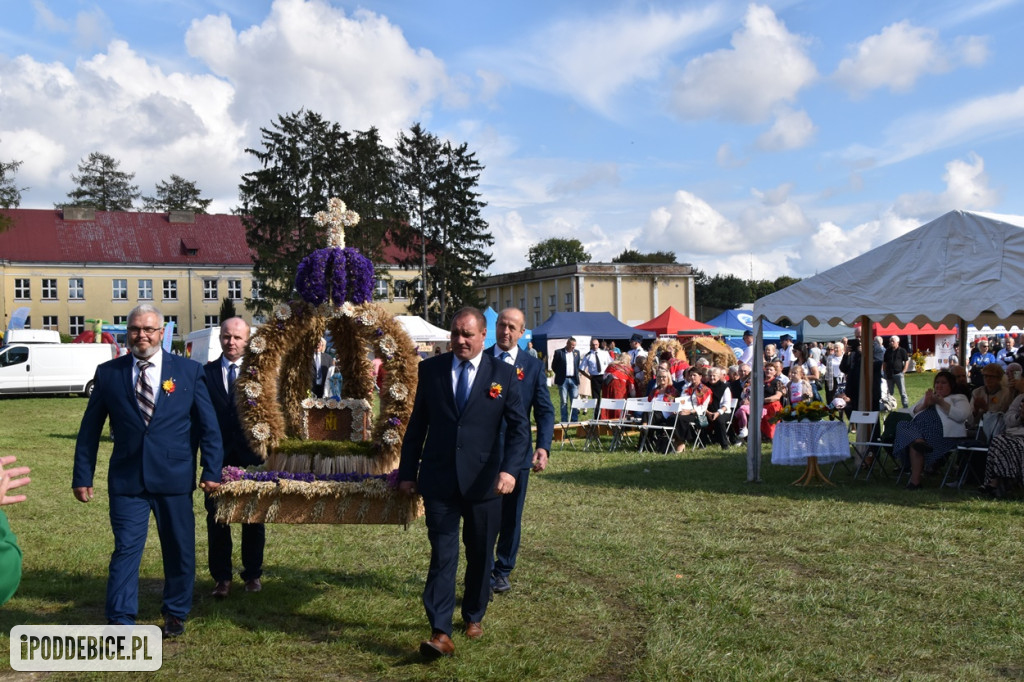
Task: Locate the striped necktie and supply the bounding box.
[227,362,237,393]
[136,360,154,424]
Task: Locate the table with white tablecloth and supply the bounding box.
[771,420,849,485]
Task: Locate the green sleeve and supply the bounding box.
[0,510,23,605]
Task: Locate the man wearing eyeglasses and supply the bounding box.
[73,303,224,639]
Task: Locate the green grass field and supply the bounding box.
[2,371,1023,681]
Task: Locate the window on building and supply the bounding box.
[374,278,388,299]
[533,311,540,326]
[253,314,266,326]
[23,316,31,328]
[227,279,242,301]
[564,292,573,305]
[69,316,85,336]
[69,278,85,300]
[41,279,58,300]
[138,279,153,300]
[113,315,128,325]
[41,315,58,330]
[393,279,409,299]
[203,279,218,301]
[164,315,178,334]
[14,279,30,300]
[251,280,262,300]
[204,315,219,328]
[519,297,525,309]
[163,280,178,301]
[533,296,540,308]
[112,279,127,300]
[548,294,556,306]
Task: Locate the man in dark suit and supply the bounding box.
[204,317,265,598]
[487,308,554,595]
[311,337,329,397]
[551,337,581,422]
[398,307,531,659]
[73,304,223,638]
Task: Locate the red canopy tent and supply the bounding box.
[636,306,711,335]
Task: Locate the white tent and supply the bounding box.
[745,210,1024,481]
[395,315,450,344]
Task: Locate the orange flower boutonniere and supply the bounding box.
[162,378,176,396]
[489,382,503,399]
[516,366,525,381]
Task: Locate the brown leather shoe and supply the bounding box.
[465,622,483,640]
[244,578,262,593]
[419,631,455,659]
[211,581,231,599]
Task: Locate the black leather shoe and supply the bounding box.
[162,615,185,639]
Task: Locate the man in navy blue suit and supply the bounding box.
[398,307,531,659]
[487,308,554,595]
[204,317,265,598]
[73,304,223,638]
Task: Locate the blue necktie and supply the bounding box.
[227,362,237,393]
[456,360,470,413]
[500,351,512,364]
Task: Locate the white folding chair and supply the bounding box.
[720,398,739,444]
[620,398,649,451]
[592,398,628,451]
[556,397,597,450]
[943,412,1001,490]
[641,400,682,454]
[830,411,889,480]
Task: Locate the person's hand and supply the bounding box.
[73,486,93,503]
[495,472,516,494]
[199,480,220,493]
[398,480,417,496]
[532,449,548,473]
[0,456,29,506]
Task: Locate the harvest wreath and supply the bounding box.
[211,198,423,526]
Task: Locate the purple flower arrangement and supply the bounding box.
[221,465,399,487]
[295,247,374,306]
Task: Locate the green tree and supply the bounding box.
[63,152,140,211]
[527,238,590,269]
[396,124,492,326]
[219,297,237,323]
[239,111,406,314]
[0,155,24,233]
[142,174,213,213]
[697,273,752,311]
[611,249,677,264]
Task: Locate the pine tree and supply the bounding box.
[0,155,24,233]
[143,174,213,213]
[63,152,140,211]
[219,297,237,322]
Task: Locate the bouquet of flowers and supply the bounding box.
[770,400,842,424]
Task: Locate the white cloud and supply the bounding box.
[486,5,721,115]
[716,142,748,168]
[671,4,817,123]
[833,21,989,96]
[31,0,68,33]
[185,0,451,138]
[797,211,920,274]
[637,190,746,254]
[756,107,816,151]
[893,152,999,217]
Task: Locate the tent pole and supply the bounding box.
[958,318,968,367]
[747,318,764,482]
[859,315,873,414]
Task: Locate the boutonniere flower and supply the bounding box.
[162,378,176,395]
[489,382,503,399]
[516,366,525,381]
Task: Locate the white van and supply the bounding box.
[185,328,221,365]
[2,329,61,345]
[0,343,118,397]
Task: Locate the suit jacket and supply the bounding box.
[312,353,330,396]
[486,345,555,471]
[398,352,531,501]
[203,356,262,468]
[73,352,224,496]
[551,347,580,386]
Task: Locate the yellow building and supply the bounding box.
[0,207,258,339]
[0,207,423,339]
[477,262,696,327]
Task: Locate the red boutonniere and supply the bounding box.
[162,378,176,396]
[489,382,503,399]
[516,366,525,381]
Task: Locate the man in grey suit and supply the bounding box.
[398,308,530,659]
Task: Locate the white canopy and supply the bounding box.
[395,315,450,344]
[745,210,1024,481]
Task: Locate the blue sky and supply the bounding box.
[2,0,1023,279]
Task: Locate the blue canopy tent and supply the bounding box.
[707,310,793,350]
[794,319,855,343]
[531,312,655,363]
